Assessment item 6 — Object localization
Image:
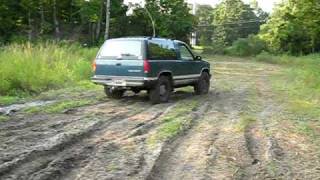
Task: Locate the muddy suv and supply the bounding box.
[92,37,211,104]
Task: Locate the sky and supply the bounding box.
[124,0,280,12]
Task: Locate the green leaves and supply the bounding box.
[212,0,261,46]
[143,0,195,41]
[259,0,320,54]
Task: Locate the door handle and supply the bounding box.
[116,63,121,66]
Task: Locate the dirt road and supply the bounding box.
[1,58,320,180]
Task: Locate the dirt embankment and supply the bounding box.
[1,59,319,180]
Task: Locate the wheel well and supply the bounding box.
[201,68,210,74]
[158,72,173,86]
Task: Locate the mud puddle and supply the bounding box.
[0,100,55,115]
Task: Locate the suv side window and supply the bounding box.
[179,44,194,61]
[148,40,177,60]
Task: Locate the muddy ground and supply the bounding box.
[0,58,320,180]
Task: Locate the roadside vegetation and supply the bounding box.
[0,43,98,104]
[255,53,320,118]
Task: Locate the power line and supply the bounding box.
[197,20,266,27]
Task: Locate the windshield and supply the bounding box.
[97,40,143,60]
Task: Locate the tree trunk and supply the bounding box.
[104,0,111,40]
[53,0,60,40]
[40,0,45,34]
[28,11,32,41]
[96,0,104,42]
[69,0,74,23]
[92,23,96,44]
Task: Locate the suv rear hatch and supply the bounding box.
[94,40,145,77]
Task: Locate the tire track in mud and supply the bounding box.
[59,102,178,180]
[232,68,293,180]
[0,98,175,180]
[146,100,212,180]
[2,60,319,179]
[145,62,255,179]
[146,61,291,180]
[0,113,132,179]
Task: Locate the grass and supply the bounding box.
[35,80,102,101]
[23,81,104,114]
[0,115,9,122]
[256,53,320,139]
[0,42,98,96]
[235,114,256,132]
[0,96,20,106]
[25,99,96,114]
[261,53,320,119]
[147,99,201,146]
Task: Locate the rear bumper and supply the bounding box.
[91,75,157,88]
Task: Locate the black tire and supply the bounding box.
[194,72,210,95]
[104,86,125,99]
[149,76,172,104]
[131,88,141,94]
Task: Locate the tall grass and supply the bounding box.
[256,52,320,118]
[0,43,98,96]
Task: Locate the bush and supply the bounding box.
[0,43,98,96]
[255,52,320,93]
[255,51,283,64]
[225,35,267,57]
[202,42,226,55]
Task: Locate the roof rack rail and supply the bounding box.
[121,36,152,39]
[114,36,173,41]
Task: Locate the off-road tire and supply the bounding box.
[131,88,141,94]
[149,76,172,104]
[104,86,125,99]
[194,72,210,95]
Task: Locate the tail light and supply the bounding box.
[92,60,97,72]
[143,59,151,73]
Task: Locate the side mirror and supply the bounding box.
[195,56,202,61]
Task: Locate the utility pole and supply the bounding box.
[191,1,197,46]
[145,7,156,37]
[104,0,111,40]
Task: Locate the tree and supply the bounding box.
[195,5,214,46]
[125,4,154,36]
[144,0,196,42]
[0,0,193,44]
[212,0,262,46]
[259,0,320,54]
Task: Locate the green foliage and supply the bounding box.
[0,0,195,44]
[202,43,226,55]
[196,5,214,46]
[225,35,266,56]
[0,43,98,96]
[144,0,196,42]
[259,0,320,54]
[255,52,290,64]
[0,96,20,106]
[212,0,263,46]
[0,0,129,44]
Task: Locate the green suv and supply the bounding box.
[92,37,211,104]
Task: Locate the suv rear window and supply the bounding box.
[148,40,177,60]
[97,40,143,60]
